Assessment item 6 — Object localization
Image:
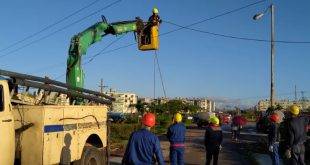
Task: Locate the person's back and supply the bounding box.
[123,129,164,165]
[167,113,186,165]
[204,117,223,165]
[284,105,309,165]
[205,125,223,149]
[287,116,308,145]
[167,123,186,144]
[122,113,164,165]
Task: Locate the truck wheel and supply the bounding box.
[80,145,105,165]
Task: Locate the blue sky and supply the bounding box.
[0,0,309,107]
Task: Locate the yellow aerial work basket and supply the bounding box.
[138,25,159,51]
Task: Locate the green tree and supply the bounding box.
[135,100,149,115]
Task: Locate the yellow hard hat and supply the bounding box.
[174,113,182,123]
[210,117,220,125]
[290,105,300,116]
[153,8,159,14]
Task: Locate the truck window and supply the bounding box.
[0,85,3,111]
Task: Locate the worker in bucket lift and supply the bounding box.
[284,105,309,165]
[268,114,280,165]
[143,8,162,45]
[148,8,162,26]
[204,116,223,165]
[122,113,165,165]
[167,113,186,165]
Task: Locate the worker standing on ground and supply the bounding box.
[231,122,238,141]
[122,113,165,165]
[204,116,223,165]
[268,114,281,165]
[284,105,309,165]
[167,113,186,165]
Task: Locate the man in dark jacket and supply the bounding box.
[204,116,223,165]
[148,8,162,26]
[167,113,186,165]
[285,105,309,165]
[122,113,165,165]
[268,114,281,165]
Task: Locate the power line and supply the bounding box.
[83,34,127,65]
[25,0,268,78]
[0,0,122,59]
[155,51,167,98]
[70,0,271,60]
[163,20,310,44]
[161,0,266,36]
[53,34,127,80]
[0,0,100,54]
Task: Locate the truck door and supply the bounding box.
[0,82,15,165]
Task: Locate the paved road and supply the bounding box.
[110,122,266,165]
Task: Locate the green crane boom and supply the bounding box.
[66,19,141,89]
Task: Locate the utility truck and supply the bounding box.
[0,69,113,165]
[0,15,159,165]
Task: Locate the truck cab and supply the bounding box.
[0,77,15,165]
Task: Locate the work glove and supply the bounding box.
[268,145,274,152]
[219,145,222,151]
[285,149,291,159]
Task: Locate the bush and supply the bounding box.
[182,119,193,126]
[110,123,140,140]
[124,116,140,124]
[156,114,172,129]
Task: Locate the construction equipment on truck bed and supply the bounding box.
[67,16,159,89]
[0,69,113,105]
[0,70,110,165]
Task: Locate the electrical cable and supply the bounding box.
[153,52,156,101]
[15,0,284,82]
[0,0,122,59]
[0,0,101,54]
[163,20,310,44]
[53,34,126,80]
[160,0,266,36]
[155,51,167,98]
[83,34,126,65]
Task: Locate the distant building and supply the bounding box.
[107,88,137,114]
[154,97,169,105]
[185,98,216,112]
[139,97,152,104]
[195,99,215,112]
[256,99,310,111]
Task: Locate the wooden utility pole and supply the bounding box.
[99,79,108,93]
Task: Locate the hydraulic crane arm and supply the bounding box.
[67,18,140,89]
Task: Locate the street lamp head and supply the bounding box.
[253,13,264,20]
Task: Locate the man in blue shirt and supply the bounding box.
[167,113,186,165]
[268,114,280,165]
[122,113,165,165]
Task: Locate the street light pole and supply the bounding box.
[253,4,275,107]
[270,4,275,107]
